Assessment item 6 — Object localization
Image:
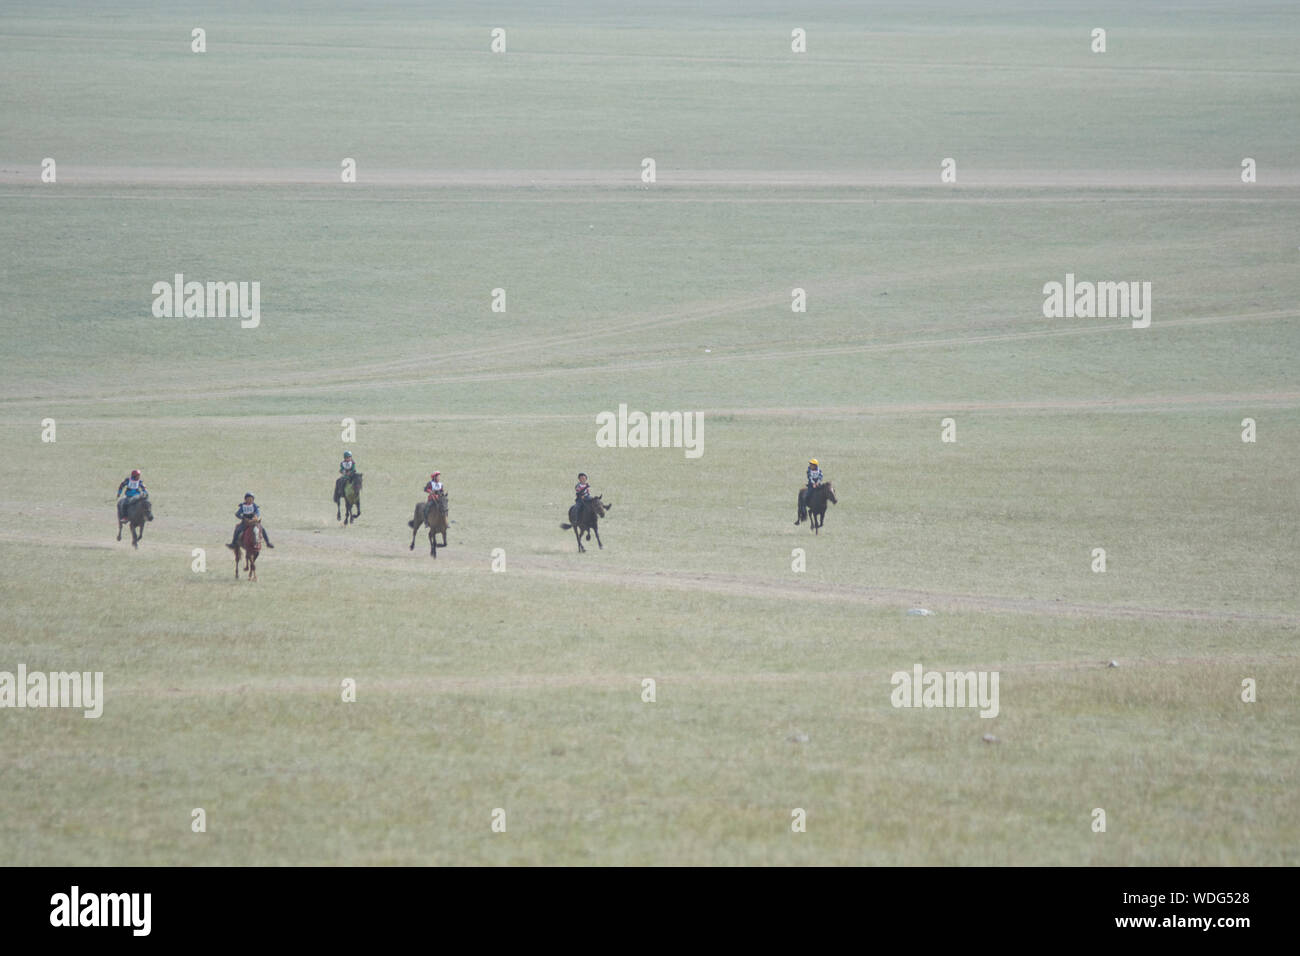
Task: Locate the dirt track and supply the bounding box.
[4,507,1298,627]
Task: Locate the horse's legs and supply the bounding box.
[233,546,241,578]
[593,525,603,549]
[116,520,123,542]
[429,526,437,557]
[574,525,585,552]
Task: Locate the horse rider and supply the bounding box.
[116,469,149,525]
[424,471,445,514]
[797,458,824,524]
[575,473,594,513]
[335,450,358,498]
[226,492,275,550]
[806,458,824,494]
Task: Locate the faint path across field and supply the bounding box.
[2,308,1295,407]
[23,390,1299,428]
[5,166,1300,187]
[2,513,1298,627]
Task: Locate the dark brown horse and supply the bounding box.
[116,495,153,549]
[334,472,363,524]
[796,481,837,534]
[561,495,611,552]
[409,493,449,557]
[233,517,263,580]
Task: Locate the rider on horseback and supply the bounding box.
[423,472,445,515]
[806,459,824,493]
[116,469,149,525]
[226,492,275,550]
[797,458,824,524]
[334,451,358,498]
[575,473,592,509]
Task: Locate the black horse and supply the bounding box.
[334,472,363,524]
[796,482,837,534]
[561,496,611,553]
[116,495,154,549]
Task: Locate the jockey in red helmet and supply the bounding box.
[116,469,149,524]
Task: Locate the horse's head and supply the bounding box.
[589,495,609,517]
[143,498,154,519]
[823,482,837,504]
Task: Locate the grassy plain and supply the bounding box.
[1,1,1297,864]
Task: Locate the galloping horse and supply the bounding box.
[233,517,263,580]
[334,472,363,524]
[796,481,837,534]
[409,492,449,557]
[116,494,154,549]
[561,496,611,553]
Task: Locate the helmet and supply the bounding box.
[343,451,352,458]
[131,469,141,478]
[244,492,255,500]
[431,472,440,479]
[578,473,587,480]
[809,459,819,466]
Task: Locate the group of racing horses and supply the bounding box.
[118,471,836,581]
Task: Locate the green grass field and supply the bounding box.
[1,1,1297,865]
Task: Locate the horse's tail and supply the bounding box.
[560,522,573,530]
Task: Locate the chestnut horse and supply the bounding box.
[234,517,263,580]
